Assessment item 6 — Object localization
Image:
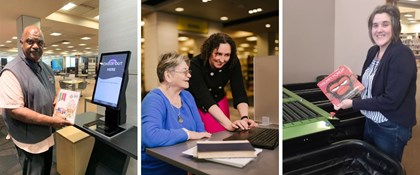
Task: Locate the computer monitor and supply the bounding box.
[86,51,131,137]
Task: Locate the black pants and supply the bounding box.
[15,146,53,175]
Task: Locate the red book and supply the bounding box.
[317,65,365,106]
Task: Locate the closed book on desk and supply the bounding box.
[196,140,256,159]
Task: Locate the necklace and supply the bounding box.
[170,104,184,123]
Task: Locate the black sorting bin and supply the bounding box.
[283,139,404,175]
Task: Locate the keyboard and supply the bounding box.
[223,127,279,150]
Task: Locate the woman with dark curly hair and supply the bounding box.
[187,33,257,133]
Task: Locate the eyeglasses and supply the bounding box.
[171,69,192,76]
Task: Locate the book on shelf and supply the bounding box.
[196,140,256,159]
[53,89,80,124]
[317,65,365,106]
[182,145,263,168]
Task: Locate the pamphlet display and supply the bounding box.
[317,65,365,106]
[54,89,80,124]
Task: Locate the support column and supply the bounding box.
[143,12,179,91]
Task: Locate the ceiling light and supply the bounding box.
[5,40,12,43]
[408,17,415,21]
[240,43,250,48]
[246,36,258,41]
[62,41,70,45]
[85,47,91,50]
[180,47,189,51]
[202,0,211,2]
[55,48,61,51]
[61,3,76,11]
[79,43,86,46]
[178,36,189,41]
[12,36,17,40]
[409,21,417,23]
[0,44,5,47]
[81,37,91,40]
[405,14,413,17]
[72,50,77,52]
[265,24,271,28]
[51,44,59,47]
[141,21,145,26]
[175,7,184,12]
[50,32,62,36]
[67,46,74,48]
[237,47,244,51]
[141,38,145,43]
[248,8,263,14]
[220,16,229,21]
[408,0,418,1]
[275,40,279,44]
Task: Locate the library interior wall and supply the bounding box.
[98,0,138,126]
[284,0,384,84]
[283,0,335,84]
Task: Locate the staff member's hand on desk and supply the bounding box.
[232,117,258,131]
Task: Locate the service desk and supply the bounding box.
[146,130,279,175]
[74,112,137,174]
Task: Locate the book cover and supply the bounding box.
[53,89,80,124]
[182,146,263,168]
[196,140,256,159]
[317,65,365,106]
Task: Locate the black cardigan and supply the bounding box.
[187,55,248,112]
[353,41,417,128]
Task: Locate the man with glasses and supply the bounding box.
[0,25,72,174]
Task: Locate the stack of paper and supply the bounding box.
[182,146,263,168]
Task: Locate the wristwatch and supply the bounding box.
[241,116,249,120]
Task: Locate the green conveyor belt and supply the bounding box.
[283,88,334,140]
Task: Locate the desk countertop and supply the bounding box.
[146,130,279,175]
[74,112,137,159]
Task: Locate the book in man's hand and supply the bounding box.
[317,65,365,106]
[53,89,80,124]
[196,140,256,159]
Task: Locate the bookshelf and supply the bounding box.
[87,57,97,76]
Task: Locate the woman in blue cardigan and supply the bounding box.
[335,4,417,162]
[141,52,212,175]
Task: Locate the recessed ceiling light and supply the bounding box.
[55,48,61,51]
[85,47,91,50]
[180,47,189,51]
[67,46,74,48]
[275,40,279,44]
[12,36,17,40]
[246,36,258,41]
[141,21,145,26]
[409,21,417,23]
[61,3,76,11]
[141,38,145,43]
[0,44,5,47]
[50,32,62,36]
[237,47,244,51]
[265,24,271,28]
[249,8,263,14]
[62,41,70,45]
[5,40,12,43]
[178,36,189,41]
[240,43,250,48]
[81,37,91,40]
[51,44,59,47]
[220,16,229,21]
[408,0,418,1]
[202,0,211,2]
[405,14,413,17]
[79,43,86,46]
[72,50,77,52]
[175,7,184,12]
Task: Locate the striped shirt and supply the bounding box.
[360,59,388,123]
